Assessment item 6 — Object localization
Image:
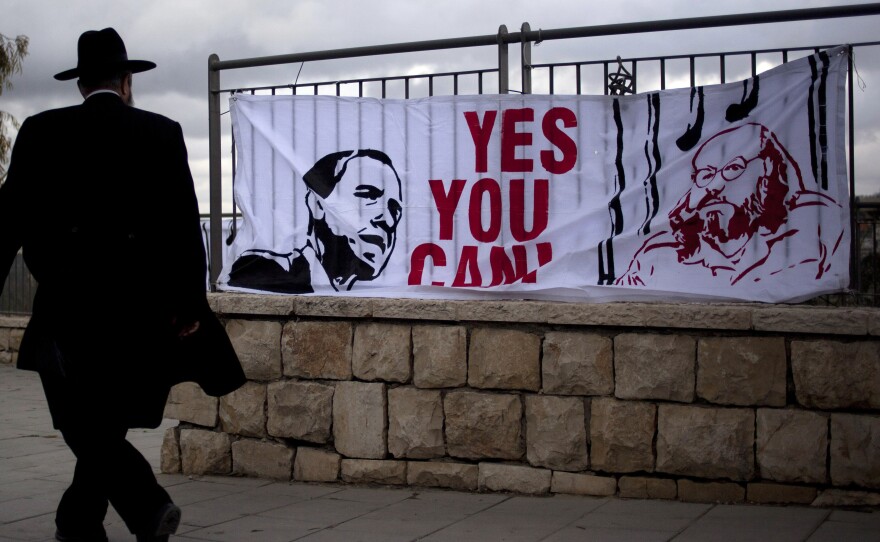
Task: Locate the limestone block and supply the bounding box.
[542,332,613,396]
[294,296,374,318]
[282,321,352,380]
[220,293,294,316]
[0,328,9,351]
[746,483,817,505]
[412,325,467,388]
[757,409,827,484]
[225,319,282,380]
[219,381,267,438]
[590,398,655,473]
[697,337,786,407]
[388,387,444,459]
[478,463,551,495]
[752,306,868,335]
[267,381,334,443]
[371,298,458,321]
[812,489,880,507]
[232,439,294,481]
[551,472,616,496]
[180,429,232,475]
[160,427,181,474]
[445,391,523,460]
[831,414,880,489]
[618,476,677,500]
[525,395,587,471]
[678,480,745,503]
[468,328,540,391]
[353,323,411,383]
[406,462,478,491]
[293,447,340,482]
[333,381,386,459]
[164,382,218,428]
[614,334,695,402]
[0,351,11,365]
[656,405,755,481]
[341,459,406,485]
[8,328,23,351]
[792,340,880,410]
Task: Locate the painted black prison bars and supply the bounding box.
[206,3,880,301]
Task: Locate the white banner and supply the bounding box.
[219,47,850,303]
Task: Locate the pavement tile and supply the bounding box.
[674,504,831,542]
[807,522,880,542]
[177,491,300,527]
[181,514,324,542]
[0,512,55,541]
[543,525,676,542]
[258,494,389,525]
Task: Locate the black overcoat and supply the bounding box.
[0,93,244,428]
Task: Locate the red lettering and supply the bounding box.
[509,179,549,242]
[501,108,534,172]
[540,107,578,174]
[408,243,447,286]
[468,178,502,243]
[429,179,466,240]
[464,110,497,173]
[452,246,482,287]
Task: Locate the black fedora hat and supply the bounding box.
[54,28,155,81]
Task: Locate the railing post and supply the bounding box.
[521,22,532,94]
[208,54,223,291]
[497,25,509,94]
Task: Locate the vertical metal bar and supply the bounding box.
[782,50,789,63]
[848,45,858,292]
[405,77,410,99]
[660,58,666,90]
[720,54,726,84]
[208,54,222,290]
[549,65,555,95]
[689,56,695,87]
[497,25,509,94]
[576,64,582,94]
[359,81,364,97]
[478,72,484,95]
[521,22,532,94]
[604,62,609,95]
[631,61,637,94]
[751,52,757,77]
[429,76,434,97]
[454,74,459,96]
[382,79,387,98]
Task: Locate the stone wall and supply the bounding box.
[4,297,878,507]
[0,316,27,366]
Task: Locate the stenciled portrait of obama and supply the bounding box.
[228,149,403,293]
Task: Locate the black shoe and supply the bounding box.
[135,502,181,542]
[54,529,108,542]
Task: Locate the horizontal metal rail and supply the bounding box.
[210,4,880,72]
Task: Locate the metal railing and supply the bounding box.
[206,4,880,305]
[0,252,36,315]
[205,3,880,306]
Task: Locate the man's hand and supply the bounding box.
[171,317,200,338]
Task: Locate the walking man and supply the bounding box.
[0,28,244,541]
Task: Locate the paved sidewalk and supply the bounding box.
[1,364,878,542]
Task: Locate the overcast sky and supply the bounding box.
[4,0,880,213]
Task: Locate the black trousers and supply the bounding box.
[40,371,173,535]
